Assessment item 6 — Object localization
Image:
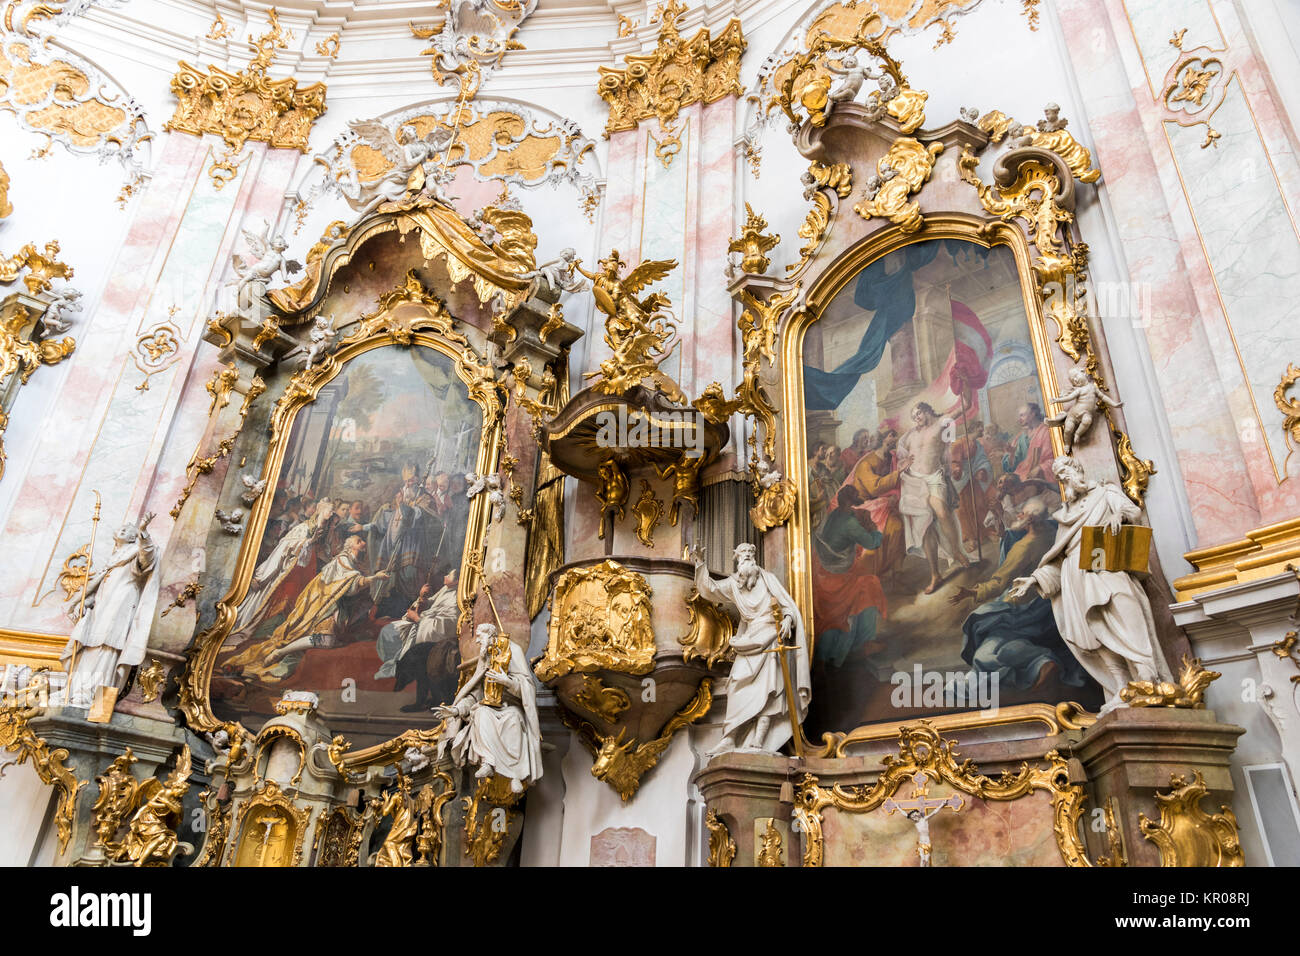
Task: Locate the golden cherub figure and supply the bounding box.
[654,453,706,526]
[122,744,193,867]
[595,457,629,540]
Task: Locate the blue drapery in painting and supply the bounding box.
[802,241,990,410]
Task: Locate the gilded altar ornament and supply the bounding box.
[594,456,629,541]
[231,780,311,867]
[596,0,744,168]
[653,453,704,526]
[577,252,685,403]
[632,480,664,547]
[793,723,1095,867]
[0,669,77,844]
[0,240,74,294]
[706,809,735,867]
[749,470,797,533]
[90,748,139,857]
[536,560,655,681]
[0,304,75,480]
[206,12,232,41]
[1120,655,1220,708]
[169,372,266,519]
[1139,770,1243,867]
[313,805,365,867]
[121,744,193,866]
[136,659,166,703]
[680,588,734,667]
[756,819,784,867]
[411,0,534,99]
[572,675,631,723]
[959,147,1072,257]
[728,204,780,275]
[205,362,239,414]
[581,679,714,801]
[166,8,327,188]
[191,787,232,867]
[1275,363,1300,468]
[852,136,946,235]
[788,162,852,276]
[462,773,521,866]
[979,105,1102,185]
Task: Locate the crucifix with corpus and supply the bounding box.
[882,772,964,866]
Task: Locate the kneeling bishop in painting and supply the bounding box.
[435,623,543,794]
[1007,455,1173,712]
[690,543,811,755]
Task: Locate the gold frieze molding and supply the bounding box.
[1174,517,1300,601]
[165,8,327,188]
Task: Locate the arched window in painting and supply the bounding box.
[213,345,482,747]
[798,237,1104,741]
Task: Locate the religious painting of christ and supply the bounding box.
[797,238,1104,740]
[211,345,486,747]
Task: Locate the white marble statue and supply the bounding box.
[61,512,157,708]
[1007,456,1173,712]
[304,314,336,370]
[239,473,267,505]
[41,287,83,333]
[825,54,876,107]
[343,120,458,217]
[690,543,811,755]
[524,248,586,297]
[230,221,301,310]
[435,623,543,793]
[1045,365,1122,453]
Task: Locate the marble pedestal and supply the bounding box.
[1071,707,1245,866]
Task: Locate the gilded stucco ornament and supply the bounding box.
[1275,363,1300,469]
[977,105,1102,184]
[756,819,784,867]
[572,674,631,723]
[596,0,744,169]
[594,456,629,540]
[1120,656,1220,708]
[679,588,734,667]
[706,808,735,866]
[535,560,655,682]
[0,160,11,219]
[0,670,84,854]
[410,0,535,100]
[854,137,943,234]
[166,8,327,188]
[794,723,1096,867]
[121,745,194,867]
[462,773,522,866]
[0,240,74,294]
[0,293,77,480]
[229,779,311,866]
[788,162,852,277]
[1138,770,1244,867]
[566,678,714,801]
[728,204,780,275]
[0,0,151,186]
[632,480,664,548]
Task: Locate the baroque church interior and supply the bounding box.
[1,0,1300,879]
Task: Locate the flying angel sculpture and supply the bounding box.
[230,221,301,310]
[337,120,459,218]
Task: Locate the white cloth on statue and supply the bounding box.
[444,642,543,787]
[1029,480,1172,693]
[696,567,810,753]
[374,585,458,679]
[231,514,320,638]
[62,536,156,703]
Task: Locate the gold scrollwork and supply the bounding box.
[0,240,73,294]
[793,722,1095,867]
[462,772,520,866]
[728,204,780,275]
[632,480,663,548]
[166,8,327,188]
[312,805,366,867]
[756,819,784,867]
[535,560,655,681]
[788,162,852,277]
[1138,770,1244,867]
[1275,363,1300,470]
[706,808,735,867]
[853,137,943,235]
[0,670,83,854]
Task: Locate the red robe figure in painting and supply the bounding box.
[811,486,889,665]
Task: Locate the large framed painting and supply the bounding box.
[196,332,499,751]
[791,234,1105,741]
